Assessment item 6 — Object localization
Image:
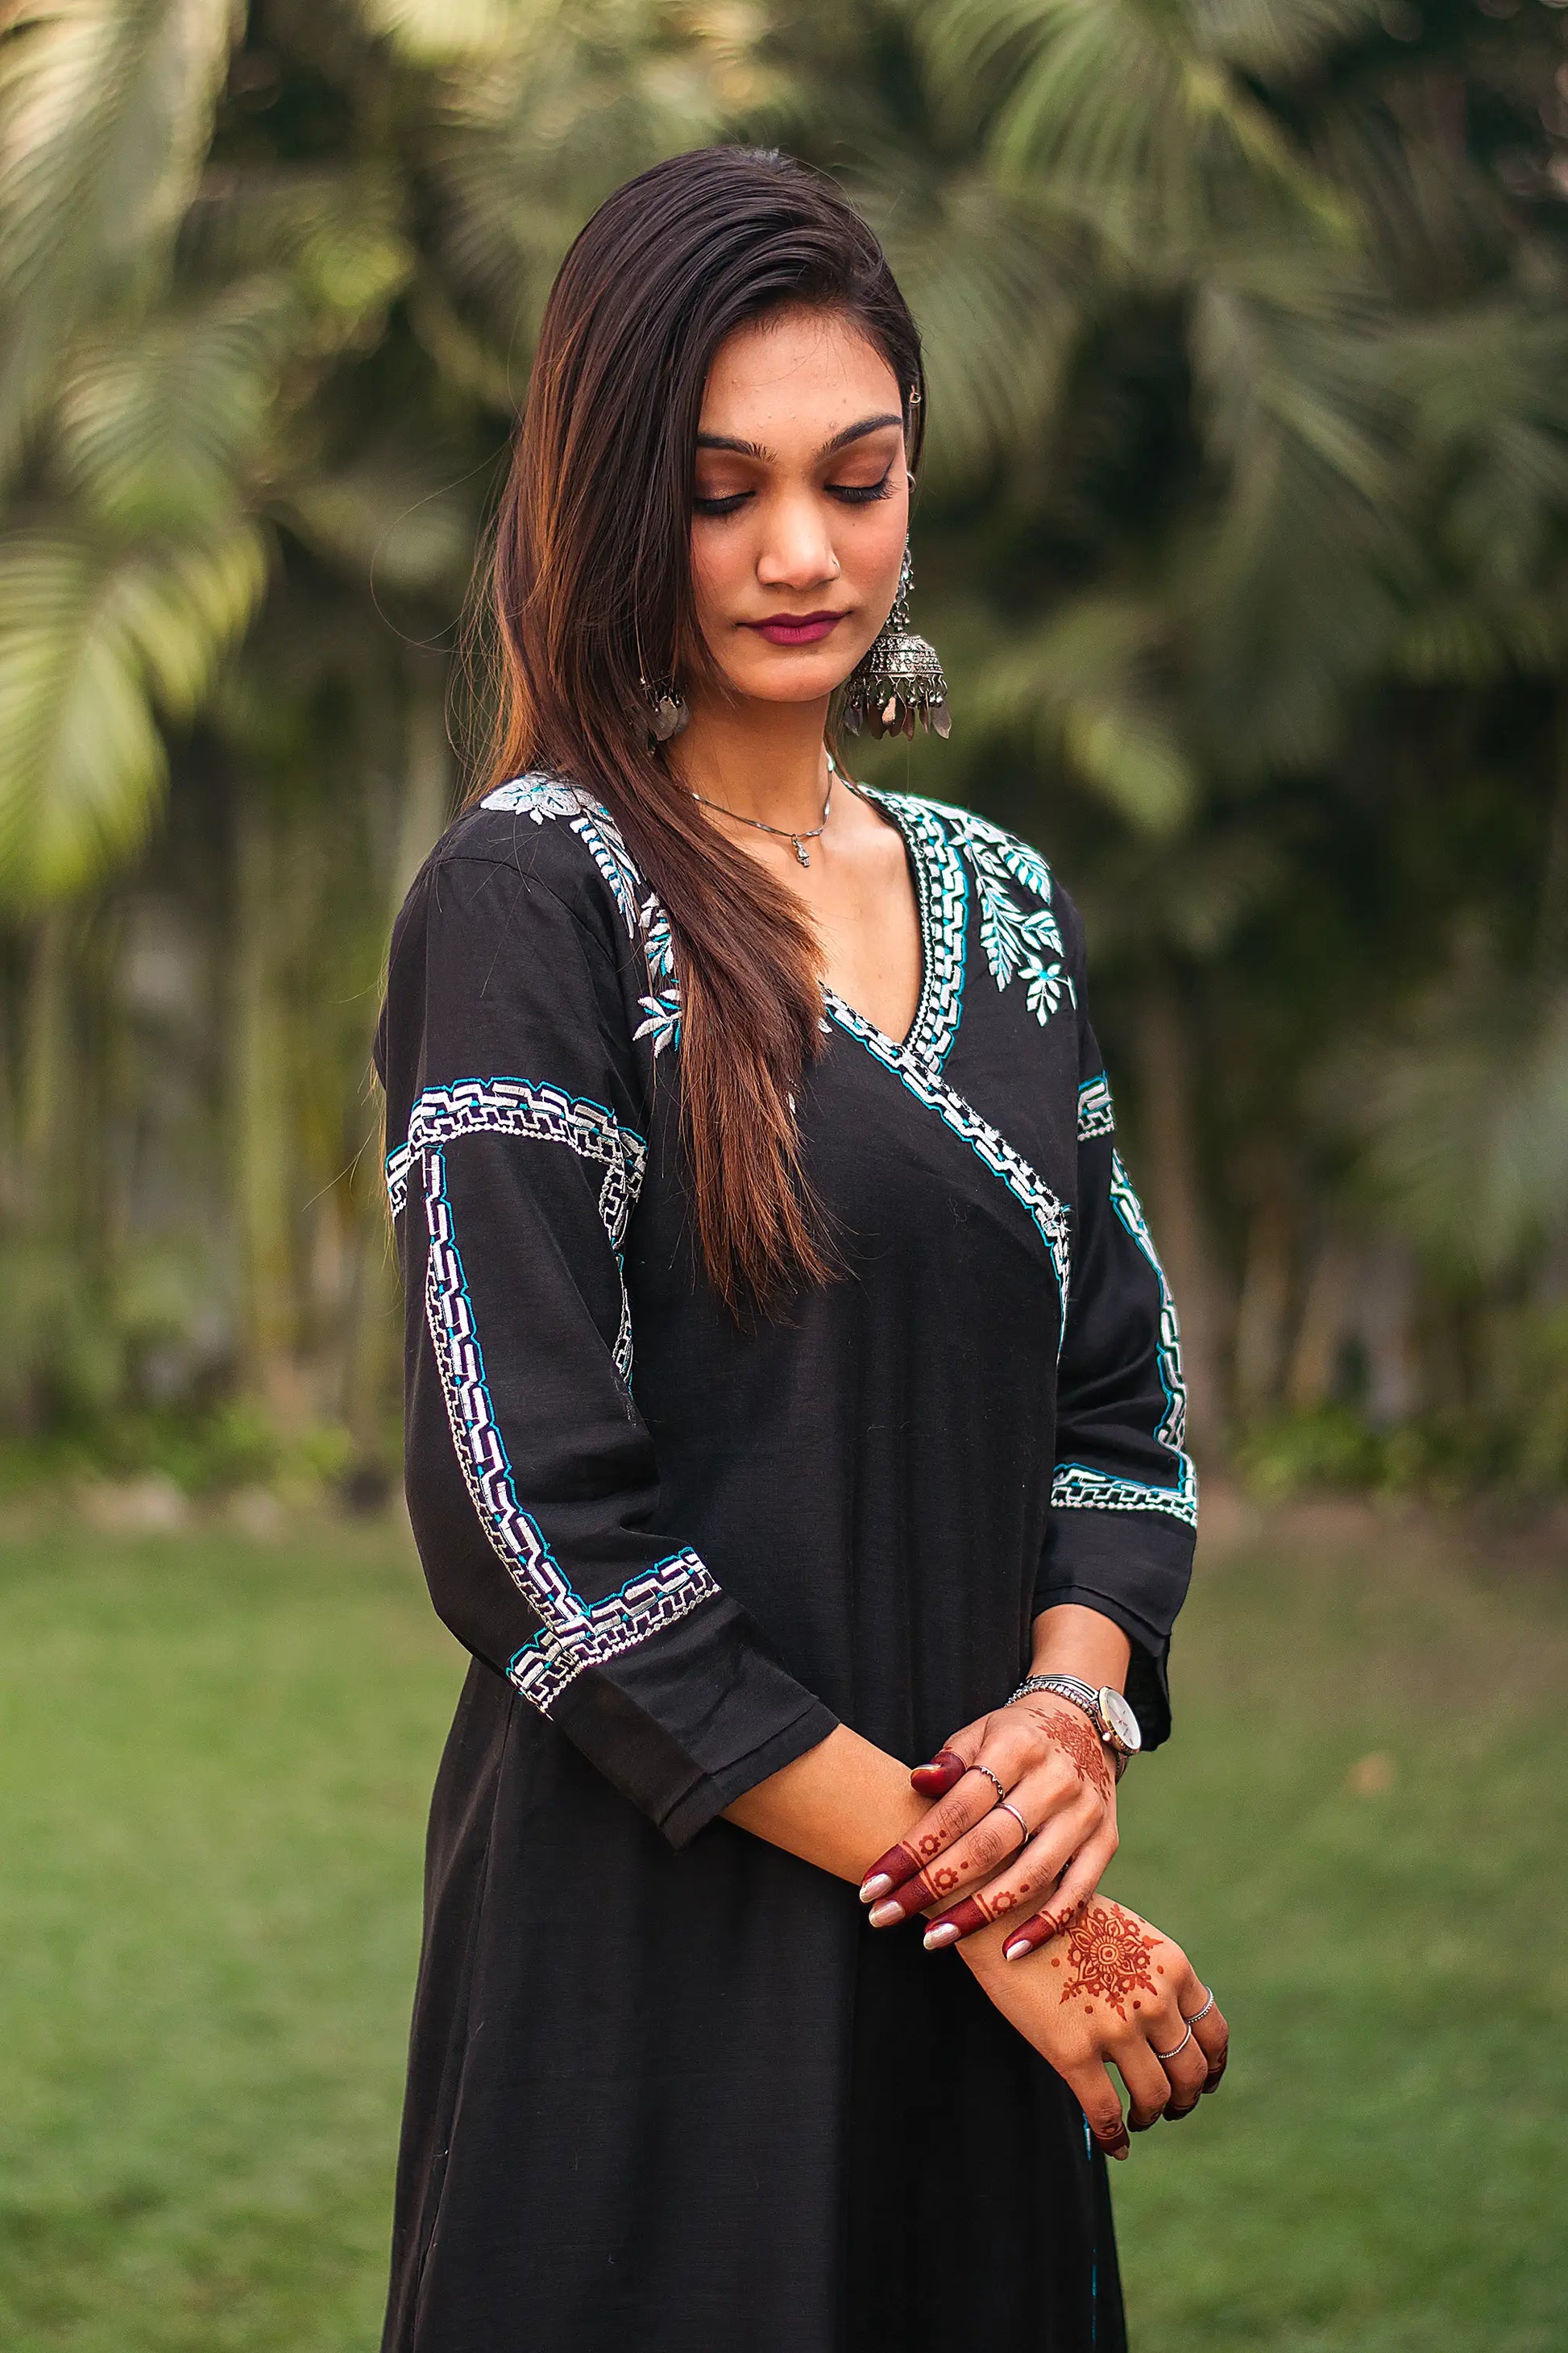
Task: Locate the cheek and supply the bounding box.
[689,528,744,645]
[844,504,907,615]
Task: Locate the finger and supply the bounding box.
[858,1768,996,1905]
[1149,2022,1208,2119]
[1113,2036,1172,2134]
[921,1807,1097,1948]
[1000,1826,1118,1960]
[1064,2061,1130,2162]
[1164,1956,1230,2092]
[867,1792,1025,1925]
[915,1772,1105,1929]
[1190,1998,1230,2092]
[909,1746,969,1798]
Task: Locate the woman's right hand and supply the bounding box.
[960,1895,1229,2159]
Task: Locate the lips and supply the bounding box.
[745,611,847,646]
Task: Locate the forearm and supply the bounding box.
[1029,1600,1131,1691]
[726,1607,1131,1880]
[722,1722,928,1885]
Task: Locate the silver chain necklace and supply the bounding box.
[690,755,839,868]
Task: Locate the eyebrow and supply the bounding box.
[695,412,905,464]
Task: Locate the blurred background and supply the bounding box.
[0,3,1564,2348]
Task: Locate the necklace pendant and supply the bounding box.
[793,840,811,868]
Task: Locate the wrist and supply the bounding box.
[1029,1600,1130,1692]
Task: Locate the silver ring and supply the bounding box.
[1183,1987,1215,2027]
[1152,2023,1193,2062]
[971,1763,1006,1804]
[995,1799,1031,1845]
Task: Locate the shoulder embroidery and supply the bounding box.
[919,796,1073,1031]
[482,774,676,1050]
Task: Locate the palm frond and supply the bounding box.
[275,450,480,596]
[923,0,1354,251]
[55,279,292,534]
[1340,968,1568,1274]
[970,591,1197,832]
[0,0,239,470]
[0,519,266,901]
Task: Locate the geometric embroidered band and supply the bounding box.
[1076,1072,1115,1143]
[1050,1457,1199,1531]
[421,1144,717,1718]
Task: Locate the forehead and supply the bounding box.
[699,307,902,442]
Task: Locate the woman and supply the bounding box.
[376,147,1226,2353]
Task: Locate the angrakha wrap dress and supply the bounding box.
[375,773,1197,2353]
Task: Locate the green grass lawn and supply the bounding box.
[0,1504,1563,2351]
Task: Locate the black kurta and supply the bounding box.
[376,773,1197,2353]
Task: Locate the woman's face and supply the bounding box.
[687,306,911,709]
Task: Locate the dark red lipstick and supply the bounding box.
[745,610,847,645]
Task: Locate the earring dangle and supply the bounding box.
[641,674,689,745]
[840,544,951,741]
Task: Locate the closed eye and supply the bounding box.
[693,467,895,518]
[828,471,894,505]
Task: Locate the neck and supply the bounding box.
[669,689,832,826]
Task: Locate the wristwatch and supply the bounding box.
[1008,1673,1143,1766]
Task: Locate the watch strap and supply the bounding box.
[1008,1672,1134,1766]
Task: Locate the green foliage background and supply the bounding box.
[2,0,1567,1492]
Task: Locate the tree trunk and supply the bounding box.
[230,791,297,1410]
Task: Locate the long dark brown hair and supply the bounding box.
[474,147,927,1313]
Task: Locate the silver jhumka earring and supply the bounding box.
[641,675,689,744]
[840,544,951,741]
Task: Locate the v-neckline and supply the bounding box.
[825,784,967,1069]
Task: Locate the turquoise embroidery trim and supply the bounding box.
[421,1143,717,1716]
[1050,1459,1198,1530]
[1076,1072,1116,1143]
[824,991,1071,1322]
[1050,1147,1197,1529]
[388,1076,645,1384]
[1109,1149,1188,1456]
[855,786,968,1072]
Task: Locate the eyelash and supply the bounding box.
[692,470,894,518]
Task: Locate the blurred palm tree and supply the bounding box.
[0,0,1565,1488]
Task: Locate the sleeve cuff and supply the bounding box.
[548,1589,840,1847]
[1034,1507,1195,1750]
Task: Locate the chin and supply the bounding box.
[726,654,867,707]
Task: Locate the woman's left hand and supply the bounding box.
[858,1691,1121,1947]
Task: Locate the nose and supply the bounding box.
[755,492,840,591]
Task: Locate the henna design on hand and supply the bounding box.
[1036,1705,1113,1799]
[1056,1902,1159,2020]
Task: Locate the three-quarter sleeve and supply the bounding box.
[1034,905,1197,1747]
[381,848,837,1846]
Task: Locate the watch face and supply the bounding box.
[1098,1687,1142,1754]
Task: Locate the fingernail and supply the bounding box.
[1002,1936,1032,1961]
[868,1899,904,1929]
[1110,2142,1130,2161]
[859,1874,893,1903]
[923,1922,960,1949]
